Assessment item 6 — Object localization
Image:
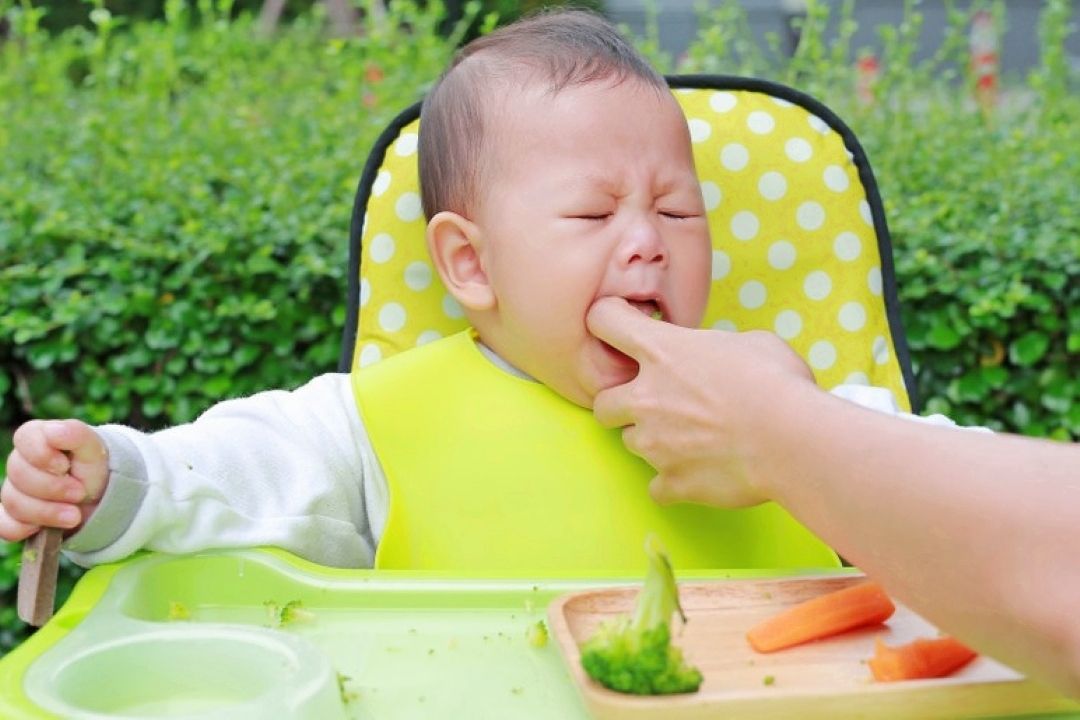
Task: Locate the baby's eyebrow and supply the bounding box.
[568,172,622,193]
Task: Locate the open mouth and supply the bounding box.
[626,298,665,321]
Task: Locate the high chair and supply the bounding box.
[340,75,917,412]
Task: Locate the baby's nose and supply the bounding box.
[619,217,668,267]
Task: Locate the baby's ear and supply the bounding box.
[426,211,495,311]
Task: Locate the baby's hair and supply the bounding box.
[418,9,667,220]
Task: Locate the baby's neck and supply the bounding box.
[475,339,533,381]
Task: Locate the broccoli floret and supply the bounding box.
[579,534,702,695]
[526,620,549,648]
[264,599,315,627]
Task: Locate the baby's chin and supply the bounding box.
[581,338,640,400]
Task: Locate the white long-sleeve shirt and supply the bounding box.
[63,363,980,569]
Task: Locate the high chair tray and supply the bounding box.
[547,574,1080,720]
[0,552,1075,719]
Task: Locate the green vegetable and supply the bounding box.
[579,534,703,695]
[167,601,191,621]
[526,620,549,648]
[264,599,315,627]
[336,672,358,704]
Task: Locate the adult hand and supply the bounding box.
[587,296,816,508]
[0,419,109,541]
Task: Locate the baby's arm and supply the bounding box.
[1,420,109,541]
[5,373,386,568]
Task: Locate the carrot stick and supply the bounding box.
[869,636,977,682]
[747,581,895,653]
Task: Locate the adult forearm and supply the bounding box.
[755,385,1080,697]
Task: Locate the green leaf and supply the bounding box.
[1009,332,1050,367]
[926,320,962,350]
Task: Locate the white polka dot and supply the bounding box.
[844,371,870,386]
[675,88,694,95]
[700,181,722,212]
[768,240,797,270]
[372,170,391,197]
[730,211,760,241]
[394,132,418,157]
[796,201,826,231]
[709,91,737,113]
[688,118,711,143]
[834,232,862,261]
[404,261,432,291]
[823,165,850,192]
[872,336,890,365]
[771,97,793,108]
[785,137,812,162]
[378,302,407,332]
[720,143,749,171]
[839,301,867,332]
[416,330,442,346]
[359,277,371,307]
[758,171,787,201]
[747,110,775,134]
[809,340,837,370]
[369,232,395,263]
[868,266,883,296]
[774,309,803,339]
[859,199,873,226]
[711,250,731,281]
[360,215,369,240]
[395,192,423,222]
[442,294,464,319]
[804,270,833,300]
[808,115,831,134]
[358,343,382,368]
[712,319,737,332]
[738,281,767,309]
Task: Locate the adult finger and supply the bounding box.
[592,383,636,429]
[586,296,659,362]
[0,504,38,543]
[648,473,679,506]
[5,452,87,503]
[0,480,82,530]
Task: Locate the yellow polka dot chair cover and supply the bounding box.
[340,75,917,410]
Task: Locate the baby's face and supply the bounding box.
[471,78,711,407]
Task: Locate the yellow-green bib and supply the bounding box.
[352,330,838,575]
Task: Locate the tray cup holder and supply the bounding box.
[25,626,346,719]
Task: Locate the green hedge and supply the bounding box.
[1,0,1077,655]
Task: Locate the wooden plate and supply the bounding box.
[547,574,1078,719]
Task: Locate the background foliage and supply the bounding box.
[1,0,1077,654]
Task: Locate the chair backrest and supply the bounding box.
[340,75,917,411]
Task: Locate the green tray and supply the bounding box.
[1,550,1075,719]
[1,549,779,719]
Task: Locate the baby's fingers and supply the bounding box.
[12,421,73,476]
[0,479,82,533]
[5,451,88,504]
[40,420,107,480]
[0,503,39,542]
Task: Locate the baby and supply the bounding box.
[0,10,845,574]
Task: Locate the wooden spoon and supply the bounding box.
[17,527,64,627]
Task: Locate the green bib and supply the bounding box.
[352,330,837,575]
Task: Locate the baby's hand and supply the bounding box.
[0,420,109,542]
